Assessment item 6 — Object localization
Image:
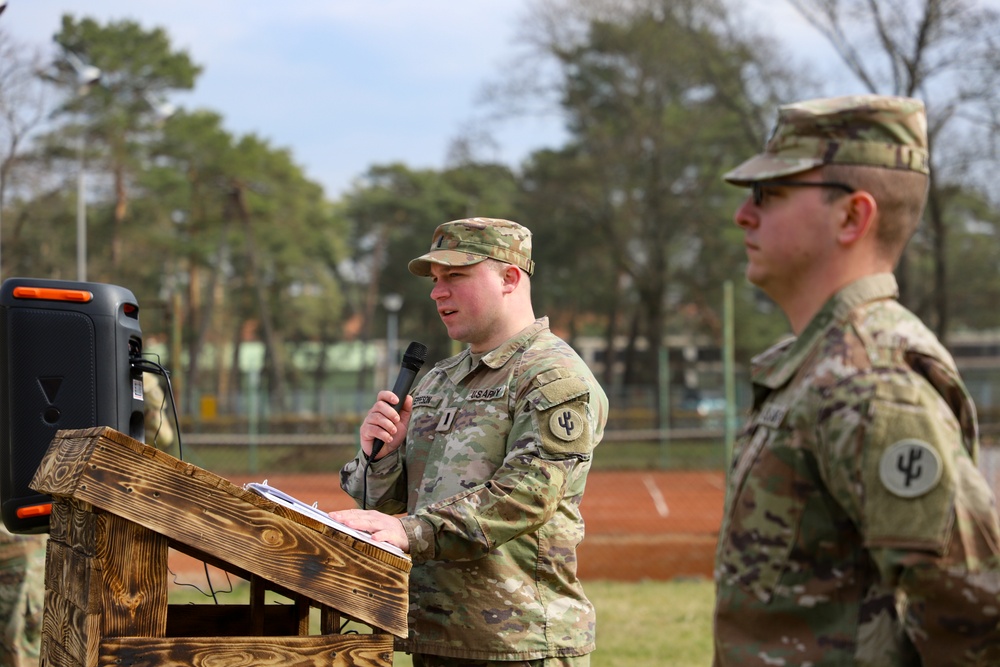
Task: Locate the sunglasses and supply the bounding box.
[751,180,856,207]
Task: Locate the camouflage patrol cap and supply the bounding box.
[723,94,930,184]
[408,217,535,277]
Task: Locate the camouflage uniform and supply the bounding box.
[715,96,1000,665]
[0,526,45,667]
[342,218,609,662]
[143,372,174,449]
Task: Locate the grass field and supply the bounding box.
[588,578,714,666]
[168,577,715,666]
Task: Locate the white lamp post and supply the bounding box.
[63,51,101,282]
[382,293,403,388]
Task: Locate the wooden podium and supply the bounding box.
[30,426,410,667]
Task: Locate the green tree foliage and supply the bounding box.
[501,0,797,389]
[929,186,1000,332]
[6,6,1000,428]
[339,162,520,367]
[47,14,201,276]
[36,17,342,416]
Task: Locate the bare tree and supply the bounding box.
[0,29,50,278]
[788,0,1000,336]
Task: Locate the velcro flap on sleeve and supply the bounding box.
[863,387,956,553]
[535,375,590,410]
[522,373,592,456]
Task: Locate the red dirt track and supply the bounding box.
[169,470,725,582]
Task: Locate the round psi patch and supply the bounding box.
[878,439,943,498]
[549,406,584,442]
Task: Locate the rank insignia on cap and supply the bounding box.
[550,406,584,442]
[878,439,943,498]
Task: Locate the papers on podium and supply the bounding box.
[245,480,409,559]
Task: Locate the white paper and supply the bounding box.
[245,480,409,559]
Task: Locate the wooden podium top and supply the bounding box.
[31,426,410,637]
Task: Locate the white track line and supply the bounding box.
[642,475,669,518]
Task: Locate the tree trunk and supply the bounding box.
[229,181,287,411]
[925,182,948,340]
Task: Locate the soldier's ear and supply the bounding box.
[837,190,877,247]
[500,264,522,293]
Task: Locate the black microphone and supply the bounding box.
[369,341,428,461]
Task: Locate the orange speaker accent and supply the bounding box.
[12,286,94,303]
[15,503,52,519]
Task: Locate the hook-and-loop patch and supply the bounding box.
[531,375,593,456]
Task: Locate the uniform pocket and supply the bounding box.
[718,426,807,603]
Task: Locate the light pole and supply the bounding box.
[76,133,88,281]
[382,293,403,388]
[63,51,101,282]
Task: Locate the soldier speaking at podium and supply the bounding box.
[333,218,609,667]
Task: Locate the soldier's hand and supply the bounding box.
[328,509,409,552]
[359,390,413,460]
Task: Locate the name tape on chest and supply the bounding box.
[878,439,943,498]
[412,395,435,408]
[757,403,787,429]
[468,386,506,401]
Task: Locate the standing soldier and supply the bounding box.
[0,526,44,667]
[714,95,1000,665]
[331,218,609,666]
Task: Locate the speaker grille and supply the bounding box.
[6,309,97,497]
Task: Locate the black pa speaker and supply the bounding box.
[0,278,144,533]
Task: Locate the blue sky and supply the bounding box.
[0,0,875,199]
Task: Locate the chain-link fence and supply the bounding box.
[154,377,999,475]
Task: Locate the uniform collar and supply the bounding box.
[437,317,550,381]
[752,274,898,390]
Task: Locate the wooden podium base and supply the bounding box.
[31,427,409,667]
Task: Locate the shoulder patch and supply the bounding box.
[878,439,942,498]
[537,399,594,456]
[549,406,585,442]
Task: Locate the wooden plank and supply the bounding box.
[34,428,409,636]
[44,540,102,615]
[58,498,99,557]
[321,607,342,635]
[295,595,311,636]
[98,634,394,667]
[167,539,344,609]
[44,498,103,667]
[97,513,169,638]
[41,588,101,667]
[251,575,266,636]
[46,493,170,642]
[31,427,106,499]
[40,632,84,667]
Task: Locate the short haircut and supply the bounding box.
[822,164,930,265]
